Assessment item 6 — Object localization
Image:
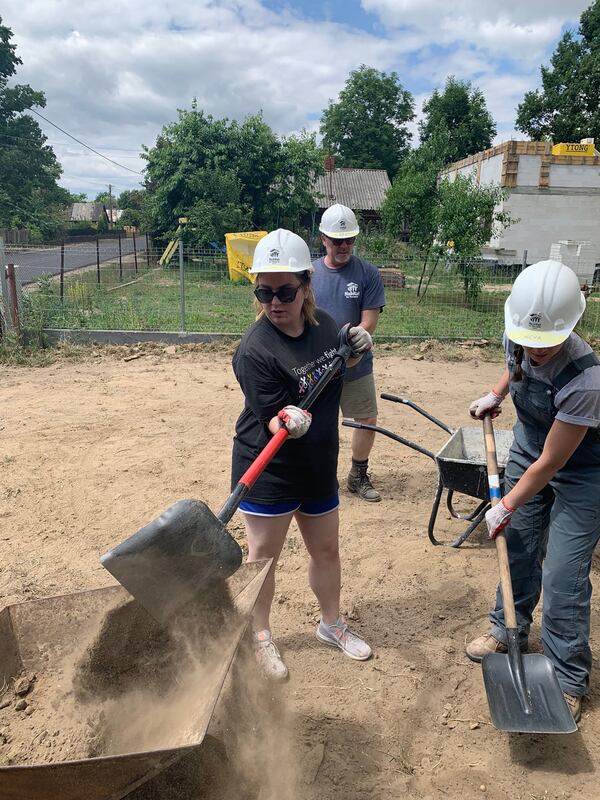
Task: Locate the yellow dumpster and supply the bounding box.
[225,231,268,282]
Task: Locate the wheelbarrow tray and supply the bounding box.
[436,426,513,500]
[0,561,269,800]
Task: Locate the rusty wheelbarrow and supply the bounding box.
[0,560,270,800]
[343,393,514,547]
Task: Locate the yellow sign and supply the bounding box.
[552,142,595,157]
[225,231,268,282]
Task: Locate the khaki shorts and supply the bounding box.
[341,372,378,419]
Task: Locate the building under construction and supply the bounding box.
[441,139,600,283]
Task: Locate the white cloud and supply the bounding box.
[1,0,592,195]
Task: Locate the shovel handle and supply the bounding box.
[483,415,518,630]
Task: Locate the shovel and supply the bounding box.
[100,326,354,626]
[481,415,576,733]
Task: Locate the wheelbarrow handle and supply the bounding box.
[380,393,453,434]
[342,420,436,460]
[218,327,352,524]
[483,415,517,631]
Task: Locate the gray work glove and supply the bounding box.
[348,326,373,355]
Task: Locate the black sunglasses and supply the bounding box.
[328,236,356,245]
[254,284,301,304]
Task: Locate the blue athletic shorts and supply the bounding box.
[239,495,339,518]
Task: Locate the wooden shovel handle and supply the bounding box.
[483,415,518,630]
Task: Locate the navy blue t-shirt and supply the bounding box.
[311,255,385,382]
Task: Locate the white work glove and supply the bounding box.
[469,390,503,419]
[277,406,312,439]
[485,499,514,540]
[348,326,373,355]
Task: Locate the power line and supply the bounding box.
[30,109,143,175]
[0,131,142,158]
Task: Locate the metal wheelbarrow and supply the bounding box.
[0,560,270,800]
[343,393,513,547]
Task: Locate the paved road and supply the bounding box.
[5,235,148,284]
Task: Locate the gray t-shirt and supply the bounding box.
[311,255,385,382]
[506,333,600,428]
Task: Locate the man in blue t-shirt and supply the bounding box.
[312,204,386,502]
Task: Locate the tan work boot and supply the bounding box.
[466,632,528,663]
[563,693,582,723]
[347,463,381,502]
[466,633,509,663]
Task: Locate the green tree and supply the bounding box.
[96,211,109,233]
[320,65,414,176]
[516,0,600,142]
[0,16,67,237]
[268,131,324,229]
[143,104,322,245]
[419,76,496,163]
[117,189,146,210]
[433,174,512,303]
[382,130,450,249]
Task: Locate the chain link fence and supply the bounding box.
[3,239,599,343]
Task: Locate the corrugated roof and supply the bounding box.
[70,202,106,222]
[313,168,391,211]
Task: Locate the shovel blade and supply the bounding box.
[101,499,243,626]
[482,652,577,734]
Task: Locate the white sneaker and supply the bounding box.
[316,618,372,661]
[253,629,288,681]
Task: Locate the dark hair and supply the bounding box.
[253,271,319,326]
[510,344,525,382]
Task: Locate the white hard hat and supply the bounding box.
[249,228,314,274]
[319,203,360,239]
[504,259,586,347]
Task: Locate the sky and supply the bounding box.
[2,0,592,200]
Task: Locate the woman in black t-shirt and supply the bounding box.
[231,229,373,681]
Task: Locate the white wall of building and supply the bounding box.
[515,155,541,187]
[479,154,503,186]
[551,163,600,188]
[500,192,600,279]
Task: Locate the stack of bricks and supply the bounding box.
[378,267,406,289]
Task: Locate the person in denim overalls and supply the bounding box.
[466,260,600,724]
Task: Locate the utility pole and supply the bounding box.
[108,184,113,229]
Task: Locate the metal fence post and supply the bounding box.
[6,264,20,339]
[0,238,14,337]
[133,234,138,274]
[118,233,123,282]
[60,241,65,303]
[145,233,150,268]
[96,236,101,284]
[179,239,186,333]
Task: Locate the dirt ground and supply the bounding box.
[1,340,599,800]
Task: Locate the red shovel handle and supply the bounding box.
[238,426,289,490]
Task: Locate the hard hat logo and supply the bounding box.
[528,313,542,329]
[268,248,280,262]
